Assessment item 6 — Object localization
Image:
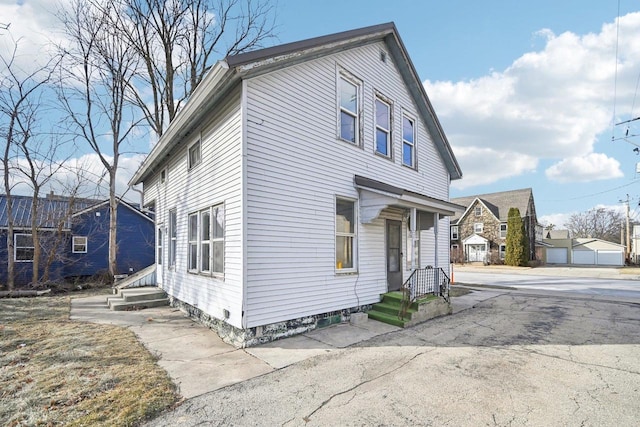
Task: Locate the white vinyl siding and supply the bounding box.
[146,88,243,328]
[244,41,451,327]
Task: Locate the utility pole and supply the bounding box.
[621,195,631,262]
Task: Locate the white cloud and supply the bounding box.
[545,153,623,182]
[538,213,573,229]
[426,12,640,188]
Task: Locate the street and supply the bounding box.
[146,289,640,426]
[454,267,640,299]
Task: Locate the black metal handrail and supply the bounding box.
[399,267,450,320]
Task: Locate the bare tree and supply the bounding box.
[0,35,57,289]
[58,0,143,280]
[566,207,624,242]
[115,0,277,136]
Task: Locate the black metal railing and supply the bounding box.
[399,267,450,319]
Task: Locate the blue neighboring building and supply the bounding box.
[0,194,155,287]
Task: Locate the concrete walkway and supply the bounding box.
[70,290,489,399]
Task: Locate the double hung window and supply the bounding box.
[338,74,361,144]
[188,204,224,276]
[169,209,177,267]
[188,141,201,169]
[336,198,357,271]
[402,115,415,168]
[375,97,391,157]
[15,233,34,262]
[72,236,87,253]
[451,226,459,240]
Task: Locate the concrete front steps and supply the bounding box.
[368,291,451,328]
[106,287,169,311]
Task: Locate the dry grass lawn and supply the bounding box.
[0,291,178,426]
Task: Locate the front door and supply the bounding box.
[386,220,402,291]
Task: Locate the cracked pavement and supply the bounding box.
[145,292,640,426]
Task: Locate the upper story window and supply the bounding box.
[474,223,484,233]
[475,206,482,216]
[451,226,459,240]
[160,169,167,184]
[336,198,357,272]
[72,236,88,253]
[402,114,415,168]
[338,73,361,145]
[15,233,34,262]
[188,140,201,169]
[375,97,391,157]
[500,223,508,238]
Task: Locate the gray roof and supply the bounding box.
[451,188,534,224]
[544,229,570,239]
[131,22,462,185]
[0,195,98,230]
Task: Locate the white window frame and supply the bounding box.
[72,236,88,254]
[187,204,225,276]
[402,113,416,168]
[15,233,34,262]
[157,227,163,266]
[337,70,362,146]
[500,223,508,239]
[451,226,459,240]
[374,95,392,158]
[474,223,484,233]
[335,197,358,273]
[499,244,507,259]
[188,212,199,272]
[475,206,482,216]
[188,140,201,169]
[169,209,177,268]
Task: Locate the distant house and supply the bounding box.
[0,194,154,286]
[450,188,541,263]
[130,23,464,347]
[543,230,624,266]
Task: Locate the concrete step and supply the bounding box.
[119,288,167,302]
[367,310,407,328]
[371,301,416,317]
[109,298,169,311]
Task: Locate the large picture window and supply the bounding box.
[336,198,356,271]
[169,209,177,267]
[15,233,34,262]
[402,114,415,168]
[338,73,361,144]
[375,97,391,157]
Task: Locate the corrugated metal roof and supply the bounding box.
[0,195,99,229]
[451,188,534,223]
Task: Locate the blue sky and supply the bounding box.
[3,0,640,226]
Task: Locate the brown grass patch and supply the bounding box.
[0,292,178,426]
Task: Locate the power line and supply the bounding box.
[541,179,640,202]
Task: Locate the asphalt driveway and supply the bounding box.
[146,291,640,426]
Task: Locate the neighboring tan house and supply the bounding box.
[450,188,540,264]
[0,194,155,286]
[129,23,463,347]
[543,230,624,266]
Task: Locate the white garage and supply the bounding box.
[572,238,625,266]
[546,248,568,264]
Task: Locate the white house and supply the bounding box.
[129,23,463,347]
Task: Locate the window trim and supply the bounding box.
[14,233,34,262]
[335,196,358,273]
[72,236,88,254]
[500,223,508,239]
[337,69,362,146]
[401,112,416,169]
[374,94,392,158]
[188,139,201,170]
[451,226,459,240]
[187,204,225,277]
[474,223,484,233]
[157,227,163,266]
[169,209,177,268]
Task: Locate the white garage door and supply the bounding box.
[572,250,595,265]
[596,250,624,266]
[547,248,568,264]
